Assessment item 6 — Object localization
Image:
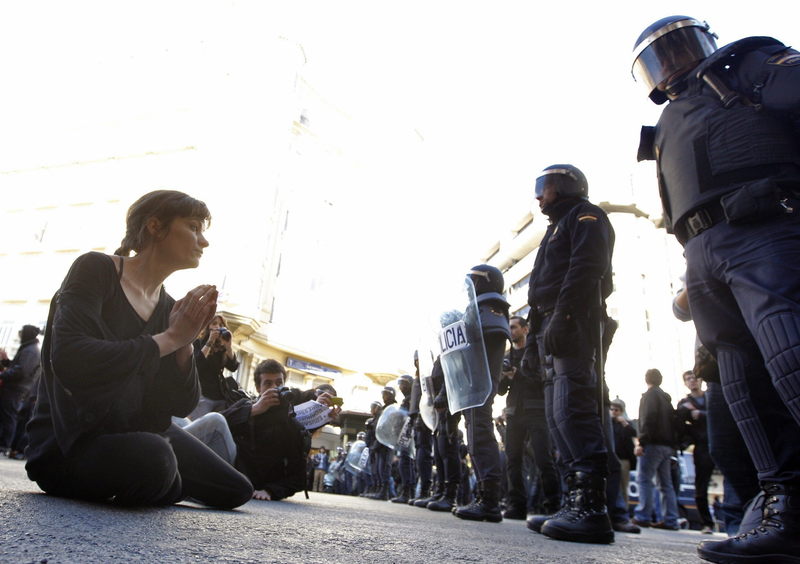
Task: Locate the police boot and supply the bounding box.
[454,480,503,523]
[408,481,430,506]
[414,481,442,508]
[391,485,411,504]
[428,481,458,512]
[697,483,800,564]
[540,472,614,544]
[366,483,386,500]
[502,501,528,520]
[373,484,390,501]
[527,474,575,534]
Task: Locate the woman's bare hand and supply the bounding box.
[154,285,217,357]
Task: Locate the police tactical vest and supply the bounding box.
[646,37,800,233]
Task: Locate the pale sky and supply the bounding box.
[2,1,798,377]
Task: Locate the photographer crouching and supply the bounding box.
[220,359,338,501]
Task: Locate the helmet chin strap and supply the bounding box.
[664,78,688,99]
[663,64,699,99]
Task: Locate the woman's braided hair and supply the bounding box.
[114,190,211,256]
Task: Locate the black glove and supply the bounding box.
[544,309,579,358]
[694,344,720,383]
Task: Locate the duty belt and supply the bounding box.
[676,200,726,245]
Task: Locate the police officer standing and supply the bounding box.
[390,374,416,504]
[407,351,435,505]
[632,16,800,562]
[498,315,560,519]
[453,264,511,523]
[526,164,615,544]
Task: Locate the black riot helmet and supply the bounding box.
[632,16,718,104]
[534,164,588,200]
[468,264,504,296]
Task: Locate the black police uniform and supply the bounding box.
[371,397,396,499]
[528,197,614,478]
[391,384,416,503]
[638,37,800,488]
[635,29,800,561]
[453,265,510,522]
[408,374,434,503]
[498,342,560,515]
[425,357,462,511]
[362,414,378,495]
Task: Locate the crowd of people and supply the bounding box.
[1,13,799,564]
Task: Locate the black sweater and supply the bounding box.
[26,252,199,478]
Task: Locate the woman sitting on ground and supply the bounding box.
[25,190,253,508]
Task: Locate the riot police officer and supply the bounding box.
[452,264,510,523]
[390,374,416,503]
[407,351,435,505]
[361,401,383,498]
[526,164,615,544]
[425,356,463,512]
[632,16,800,563]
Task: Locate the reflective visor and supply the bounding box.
[534,168,574,198]
[632,20,717,96]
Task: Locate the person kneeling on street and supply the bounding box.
[221,359,311,501]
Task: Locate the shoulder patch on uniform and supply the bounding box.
[577,214,598,222]
[767,49,800,66]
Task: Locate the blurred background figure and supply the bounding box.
[0,325,42,457]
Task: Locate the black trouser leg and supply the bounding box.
[504,413,527,510]
[464,334,505,482]
[36,425,252,508]
[693,443,715,527]
[40,432,183,506]
[163,423,253,509]
[414,424,433,494]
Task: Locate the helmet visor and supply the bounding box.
[632,22,717,97]
[534,169,573,198]
[534,176,548,199]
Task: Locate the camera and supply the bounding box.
[502,358,512,372]
[276,386,298,407]
[218,328,232,341]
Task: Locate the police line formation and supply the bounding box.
[4,14,800,564]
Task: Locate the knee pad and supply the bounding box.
[757,312,800,423]
[716,347,777,476]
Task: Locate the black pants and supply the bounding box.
[35,423,253,508]
[434,411,462,484]
[373,445,392,488]
[398,452,415,490]
[464,333,506,483]
[414,423,433,490]
[505,408,560,512]
[536,317,608,476]
[0,391,25,450]
[693,441,715,527]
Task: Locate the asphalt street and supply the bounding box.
[0,457,713,563]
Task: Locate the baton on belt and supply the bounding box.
[593,281,607,428]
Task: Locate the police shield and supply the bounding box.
[438,276,492,414]
[375,404,409,450]
[416,348,437,431]
[345,440,368,473]
[396,416,416,458]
